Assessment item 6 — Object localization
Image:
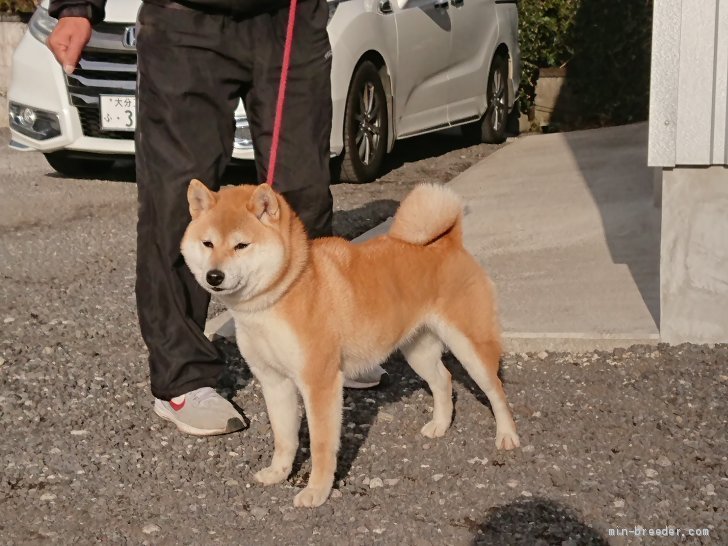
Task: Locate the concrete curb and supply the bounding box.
[502,332,659,353]
[204,313,660,352]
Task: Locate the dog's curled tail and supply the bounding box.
[389,183,463,246]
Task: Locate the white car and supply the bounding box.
[8,0,519,182]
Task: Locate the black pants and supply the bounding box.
[135,0,333,400]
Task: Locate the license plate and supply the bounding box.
[99,95,136,131]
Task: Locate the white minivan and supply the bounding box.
[8,0,519,182]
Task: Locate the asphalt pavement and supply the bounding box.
[1,130,726,545]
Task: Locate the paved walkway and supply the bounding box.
[450,123,660,350]
[208,123,661,351]
[352,123,660,351]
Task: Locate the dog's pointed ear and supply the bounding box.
[188,179,217,220]
[247,183,280,224]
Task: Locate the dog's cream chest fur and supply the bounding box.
[231,308,304,378]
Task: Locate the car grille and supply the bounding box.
[76,105,133,140]
[65,23,137,141]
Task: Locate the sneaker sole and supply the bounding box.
[343,377,382,389]
[344,371,388,389]
[153,401,239,437]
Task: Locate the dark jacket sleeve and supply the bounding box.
[49,0,106,24]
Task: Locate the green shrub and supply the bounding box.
[518,0,653,126]
[0,0,38,14]
[518,0,578,111]
[1,0,652,126]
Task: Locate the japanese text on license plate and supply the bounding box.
[100,95,136,131]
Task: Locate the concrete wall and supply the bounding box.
[650,1,728,343]
[648,0,728,167]
[660,166,728,344]
[1,21,27,128]
[532,68,586,130]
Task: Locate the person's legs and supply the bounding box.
[243,0,334,238]
[135,4,246,401]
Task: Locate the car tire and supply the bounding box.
[462,54,509,145]
[339,61,388,183]
[44,152,115,179]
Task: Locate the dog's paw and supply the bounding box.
[254,464,291,485]
[495,429,520,450]
[420,419,450,438]
[293,486,331,508]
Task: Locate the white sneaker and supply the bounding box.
[344,366,387,389]
[153,387,245,436]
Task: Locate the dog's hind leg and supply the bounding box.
[431,318,520,450]
[251,364,301,485]
[401,330,453,438]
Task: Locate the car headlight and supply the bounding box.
[28,7,58,44]
[9,102,61,140]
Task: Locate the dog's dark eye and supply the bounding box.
[202,241,214,248]
[234,242,249,251]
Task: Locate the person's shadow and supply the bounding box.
[471,497,609,545]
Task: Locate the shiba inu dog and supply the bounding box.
[181,180,520,507]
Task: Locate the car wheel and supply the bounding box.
[339,61,388,183]
[44,152,115,179]
[462,54,509,144]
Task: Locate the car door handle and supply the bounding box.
[433,0,449,8]
[451,0,464,6]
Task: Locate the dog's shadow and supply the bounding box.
[214,338,503,488]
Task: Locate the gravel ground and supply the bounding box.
[1,129,727,545]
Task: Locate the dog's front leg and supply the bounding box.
[250,364,300,485]
[294,370,344,508]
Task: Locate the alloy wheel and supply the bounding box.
[354,81,382,166]
[489,68,507,133]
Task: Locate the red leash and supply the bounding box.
[266,0,299,187]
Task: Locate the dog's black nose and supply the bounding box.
[206,269,225,287]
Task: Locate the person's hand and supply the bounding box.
[47,17,92,75]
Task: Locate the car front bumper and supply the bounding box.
[8,27,255,161]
